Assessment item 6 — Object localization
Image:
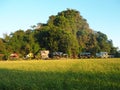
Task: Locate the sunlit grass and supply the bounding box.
[0,58,120,90]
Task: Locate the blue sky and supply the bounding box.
[0,0,120,49]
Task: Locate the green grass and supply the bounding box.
[0,58,120,90]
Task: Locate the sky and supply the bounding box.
[0,0,120,49]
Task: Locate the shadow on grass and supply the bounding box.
[0,69,120,90]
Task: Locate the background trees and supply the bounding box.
[35,29,79,57]
[0,9,118,59]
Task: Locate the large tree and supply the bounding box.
[36,29,79,56]
[45,9,115,55]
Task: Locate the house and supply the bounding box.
[96,52,108,58]
[78,52,91,58]
[10,53,19,60]
[40,50,49,59]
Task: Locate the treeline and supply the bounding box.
[0,9,119,59]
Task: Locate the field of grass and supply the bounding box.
[0,58,120,90]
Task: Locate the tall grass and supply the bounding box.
[0,58,120,90]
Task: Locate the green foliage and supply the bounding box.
[0,9,118,59]
[0,38,6,53]
[46,9,116,55]
[47,9,90,35]
[2,30,40,58]
[36,29,79,56]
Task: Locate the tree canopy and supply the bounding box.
[0,9,118,59]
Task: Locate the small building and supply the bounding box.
[26,52,34,59]
[49,52,68,59]
[78,52,91,58]
[40,50,49,59]
[10,53,19,60]
[96,52,108,58]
